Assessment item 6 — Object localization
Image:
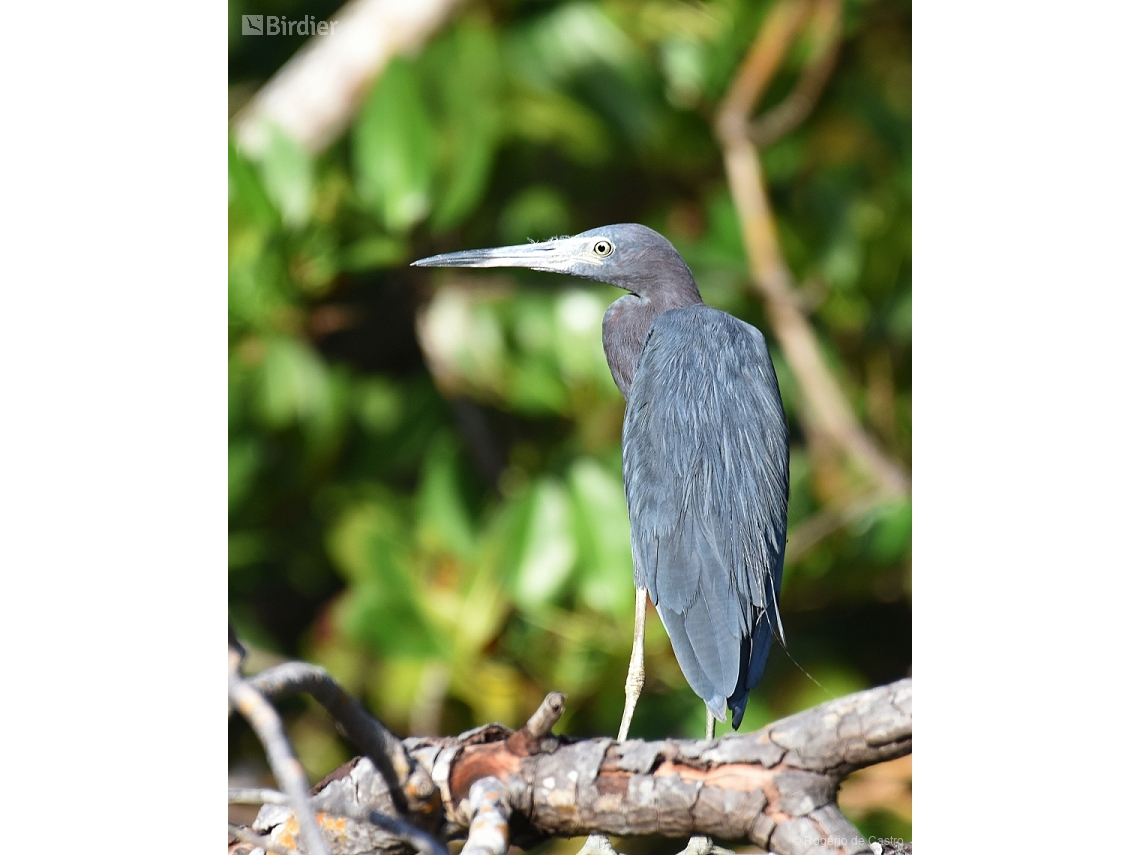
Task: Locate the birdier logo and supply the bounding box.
[241,14,338,36]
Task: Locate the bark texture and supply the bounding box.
[236,678,911,855]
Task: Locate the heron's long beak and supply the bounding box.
[411,238,587,274]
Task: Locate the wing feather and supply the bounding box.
[623,306,789,726]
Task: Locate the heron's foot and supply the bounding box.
[624,659,646,696]
[677,836,733,855]
[577,833,622,855]
[616,659,645,741]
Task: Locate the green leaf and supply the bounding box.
[229,530,269,569]
[257,124,313,228]
[228,139,279,229]
[354,377,404,434]
[416,435,477,560]
[498,185,572,244]
[553,289,611,387]
[888,292,912,342]
[658,36,706,109]
[509,357,568,413]
[228,437,262,510]
[566,458,633,616]
[508,478,577,610]
[505,2,634,87]
[426,23,503,231]
[255,336,330,429]
[339,235,407,271]
[864,499,912,565]
[820,228,864,292]
[503,88,610,164]
[353,57,435,232]
[328,500,442,658]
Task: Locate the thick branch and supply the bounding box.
[245,680,911,855]
[436,679,910,852]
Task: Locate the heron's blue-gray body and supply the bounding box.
[412,223,789,730]
[615,305,788,727]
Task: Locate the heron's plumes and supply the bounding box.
[625,306,789,730]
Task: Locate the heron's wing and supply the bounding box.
[623,306,789,723]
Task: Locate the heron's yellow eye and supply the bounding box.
[593,240,613,257]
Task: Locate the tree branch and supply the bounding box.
[713,0,911,498]
[433,680,910,851]
[457,777,512,855]
[232,0,464,157]
[240,677,911,855]
[785,488,890,564]
[749,0,844,149]
[229,639,331,855]
[230,661,436,814]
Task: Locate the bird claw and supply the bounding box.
[676,836,734,855]
[577,833,623,855]
[576,831,730,855]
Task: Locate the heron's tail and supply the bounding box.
[727,609,777,729]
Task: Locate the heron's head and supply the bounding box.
[411,223,701,303]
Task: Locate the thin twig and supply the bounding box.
[362,809,451,855]
[233,661,435,811]
[230,623,247,672]
[458,777,511,855]
[718,0,811,129]
[230,787,292,806]
[714,0,910,498]
[784,488,892,563]
[522,692,564,739]
[749,0,844,148]
[229,647,331,855]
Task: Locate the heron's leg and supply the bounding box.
[577,589,649,855]
[617,586,648,741]
[671,711,720,855]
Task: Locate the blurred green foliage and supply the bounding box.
[229,0,910,843]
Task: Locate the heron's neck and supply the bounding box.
[602,288,702,399]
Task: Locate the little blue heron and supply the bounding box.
[413,224,789,739]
